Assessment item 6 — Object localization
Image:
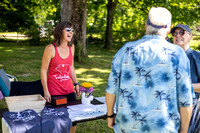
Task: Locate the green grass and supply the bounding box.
[0,42,116,133]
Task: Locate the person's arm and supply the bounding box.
[70,44,80,97]
[192,83,200,93]
[106,92,116,129]
[41,44,54,103]
[179,105,193,133]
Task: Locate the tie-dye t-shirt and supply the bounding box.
[106,35,193,133]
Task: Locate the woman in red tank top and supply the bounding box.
[41,21,80,133]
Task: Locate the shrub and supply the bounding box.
[25,24,41,46]
[24,24,54,46]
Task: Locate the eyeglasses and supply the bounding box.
[172,30,185,37]
[65,28,74,33]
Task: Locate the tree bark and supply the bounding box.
[104,0,118,49]
[60,0,87,62]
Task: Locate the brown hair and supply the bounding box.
[53,21,73,46]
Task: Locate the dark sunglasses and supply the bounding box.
[172,30,185,37]
[66,28,74,33]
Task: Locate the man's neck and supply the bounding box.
[182,43,190,52]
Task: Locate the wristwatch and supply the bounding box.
[74,83,79,86]
[107,113,115,118]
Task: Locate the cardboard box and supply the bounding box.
[51,96,67,106]
[5,94,46,114]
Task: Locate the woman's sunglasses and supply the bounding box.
[172,30,185,37]
[66,28,75,33]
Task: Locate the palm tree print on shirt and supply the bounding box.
[131,111,141,121]
[174,68,181,80]
[135,67,146,86]
[143,71,152,81]
[154,90,166,110]
[125,47,134,56]
[130,48,138,56]
[137,70,152,87]
[179,101,190,107]
[130,113,148,130]
[160,47,173,65]
[164,94,171,104]
[168,112,179,122]
[154,91,171,110]
[119,88,128,107]
[119,92,133,107]
[112,78,117,85]
[131,49,140,65]
[123,46,134,64]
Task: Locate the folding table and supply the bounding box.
[2,97,113,133]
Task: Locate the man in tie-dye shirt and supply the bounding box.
[106,7,193,133]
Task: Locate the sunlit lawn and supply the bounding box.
[0,42,116,133]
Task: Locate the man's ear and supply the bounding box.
[189,34,193,41]
[166,27,170,34]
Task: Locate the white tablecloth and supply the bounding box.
[2,97,111,133]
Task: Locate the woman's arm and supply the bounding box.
[41,44,55,102]
[70,44,81,97]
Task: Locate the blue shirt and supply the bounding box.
[106,35,193,133]
[186,48,200,133]
[3,109,41,133]
[186,48,200,99]
[42,107,72,133]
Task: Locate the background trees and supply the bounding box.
[104,0,118,49]
[0,0,199,54]
[0,0,58,30]
[0,0,35,30]
[60,0,87,62]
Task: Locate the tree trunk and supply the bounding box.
[60,0,87,62]
[104,0,118,49]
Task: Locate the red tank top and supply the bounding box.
[47,43,74,95]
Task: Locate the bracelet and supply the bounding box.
[74,83,79,86]
[107,113,115,118]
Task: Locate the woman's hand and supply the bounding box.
[75,85,81,97]
[44,91,51,103]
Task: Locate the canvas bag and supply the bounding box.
[0,69,11,91]
[6,73,18,82]
[0,69,17,91]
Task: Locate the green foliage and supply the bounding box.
[42,21,55,42]
[0,0,59,31]
[1,0,200,48]
[169,1,200,26]
[193,36,200,40]
[0,0,36,30]
[24,24,41,46]
[45,0,61,24]
[87,0,200,46]
[23,21,54,46]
